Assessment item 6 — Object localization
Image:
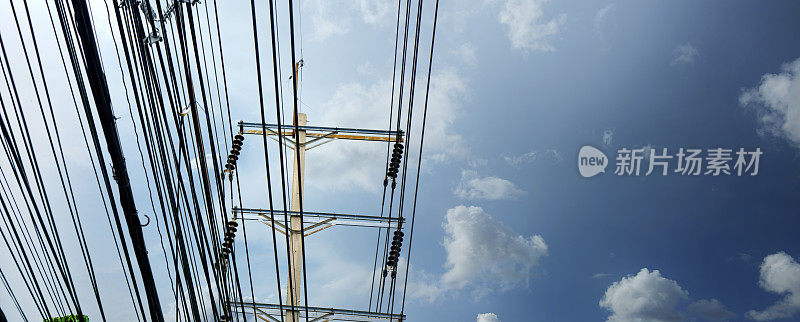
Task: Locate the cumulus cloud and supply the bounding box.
[477,312,501,322]
[740,57,800,148]
[599,268,689,322]
[498,0,566,52]
[672,43,699,66]
[454,170,525,200]
[688,299,735,321]
[307,69,468,191]
[402,206,547,303]
[746,252,800,321]
[442,206,547,297]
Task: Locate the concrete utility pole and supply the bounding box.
[286,112,307,322]
[230,115,406,321]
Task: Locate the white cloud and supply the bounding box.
[593,273,613,279]
[302,0,394,41]
[356,61,375,76]
[504,149,562,167]
[306,0,349,41]
[309,247,374,307]
[454,170,525,200]
[595,3,615,37]
[308,69,468,191]
[746,252,800,321]
[477,312,501,322]
[451,6,481,34]
[672,43,699,66]
[442,206,547,297]
[599,268,689,322]
[688,299,735,321]
[402,206,547,303]
[358,0,392,24]
[469,158,489,168]
[453,42,478,68]
[305,81,388,192]
[420,69,471,162]
[402,262,446,303]
[545,149,563,163]
[740,57,800,148]
[504,151,537,167]
[498,0,566,52]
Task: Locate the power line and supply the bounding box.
[67,0,165,319]
[400,0,440,313]
[249,0,287,319]
[0,1,440,320]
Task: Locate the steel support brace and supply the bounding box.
[232,301,405,321]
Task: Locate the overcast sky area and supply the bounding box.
[1,0,800,321]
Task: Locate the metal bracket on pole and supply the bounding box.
[231,301,405,321]
[309,313,334,322]
[238,121,404,143]
[234,207,404,229]
[260,219,288,236]
[253,307,282,322]
[303,218,336,237]
[303,131,338,150]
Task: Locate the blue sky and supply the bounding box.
[1,0,800,321]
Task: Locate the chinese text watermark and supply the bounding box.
[579,146,762,178]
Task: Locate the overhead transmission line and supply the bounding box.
[400,0,441,314]
[0,0,440,320]
[0,0,249,320]
[248,0,288,320]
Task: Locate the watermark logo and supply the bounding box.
[578,145,608,178]
[577,146,763,178]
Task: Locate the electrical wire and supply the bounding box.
[250,0,287,319]
[399,0,440,314]
[286,0,311,319]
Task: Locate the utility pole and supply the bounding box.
[229,117,405,321]
[224,57,407,322]
[286,112,307,322]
